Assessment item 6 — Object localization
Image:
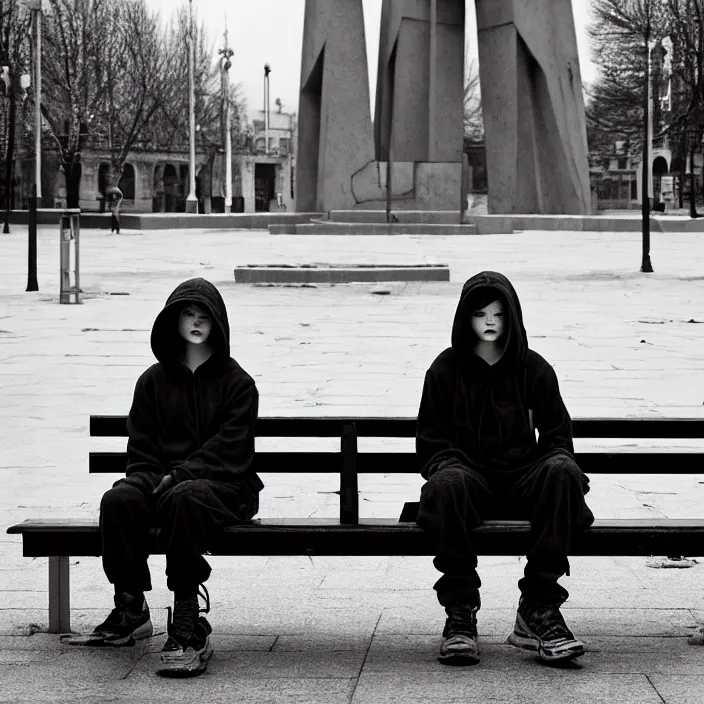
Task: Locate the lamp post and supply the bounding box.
[263,64,271,156]
[640,5,654,274]
[218,24,233,214]
[185,0,197,213]
[19,0,42,290]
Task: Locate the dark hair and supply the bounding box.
[468,286,506,314]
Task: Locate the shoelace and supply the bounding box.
[447,607,478,636]
[165,584,211,644]
[528,604,573,642]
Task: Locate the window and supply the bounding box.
[617,157,627,170]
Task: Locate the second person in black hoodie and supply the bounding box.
[416,271,594,667]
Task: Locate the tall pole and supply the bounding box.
[34,5,41,206]
[186,0,197,213]
[641,2,653,273]
[3,69,16,235]
[219,21,233,213]
[27,3,41,291]
[264,64,271,155]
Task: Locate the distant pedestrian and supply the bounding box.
[69,278,263,677]
[105,185,123,234]
[415,271,594,666]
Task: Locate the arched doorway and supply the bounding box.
[163,164,178,212]
[98,163,110,212]
[652,156,669,205]
[118,163,136,201]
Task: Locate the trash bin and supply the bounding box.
[59,209,81,304]
[232,196,245,213]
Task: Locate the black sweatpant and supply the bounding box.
[99,477,258,594]
[110,210,120,233]
[416,453,594,607]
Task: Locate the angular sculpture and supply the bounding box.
[476,0,592,214]
[297,0,592,215]
[375,0,466,211]
[296,0,379,212]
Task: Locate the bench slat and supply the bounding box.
[90,415,704,439]
[10,518,704,558]
[88,451,704,474]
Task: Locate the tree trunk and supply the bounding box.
[64,160,82,209]
[690,143,699,218]
[2,78,17,233]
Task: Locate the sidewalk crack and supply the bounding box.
[645,673,667,703]
[348,612,382,703]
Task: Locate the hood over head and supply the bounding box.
[451,271,527,367]
[151,278,230,364]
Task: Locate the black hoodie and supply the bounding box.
[416,271,574,479]
[124,278,263,495]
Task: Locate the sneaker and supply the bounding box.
[157,585,213,677]
[507,596,584,662]
[438,604,480,666]
[90,593,153,646]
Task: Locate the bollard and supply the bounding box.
[59,208,81,304]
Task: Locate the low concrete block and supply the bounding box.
[268,224,299,234]
[234,264,450,284]
[290,223,477,236]
[467,216,516,234]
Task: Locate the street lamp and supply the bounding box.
[640,6,654,274]
[185,0,197,213]
[20,0,42,291]
[218,23,233,214]
[264,64,271,156]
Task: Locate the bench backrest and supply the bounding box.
[90,416,704,524]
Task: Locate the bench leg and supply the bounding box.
[48,556,70,634]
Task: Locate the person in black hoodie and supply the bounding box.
[88,278,263,677]
[416,271,594,666]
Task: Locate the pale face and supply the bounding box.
[178,304,212,344]
[470,299,506,343]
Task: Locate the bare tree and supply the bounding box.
[148,8,247,153]
[98,0,175,187]
[464,54,483,141]
[41,0,112,208]
[664,0,704,212]
[1,0,31,225]
[586,0,669,151]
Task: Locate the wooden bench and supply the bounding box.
[7,416,704,634]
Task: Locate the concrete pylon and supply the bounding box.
[296,0,378,212]
[476,0,592,214]
[374,0,466,210]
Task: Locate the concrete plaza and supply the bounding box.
[1,223,704,702]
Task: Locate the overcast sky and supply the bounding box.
[145,0,595,120]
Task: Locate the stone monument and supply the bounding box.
[296,0,592,215]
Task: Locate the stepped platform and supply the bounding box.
[269,222,479,236]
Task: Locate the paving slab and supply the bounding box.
[648,675,704,704]
[351,672,663,704]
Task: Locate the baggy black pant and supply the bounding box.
[416,453,594,607]
[99,477,258,594]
